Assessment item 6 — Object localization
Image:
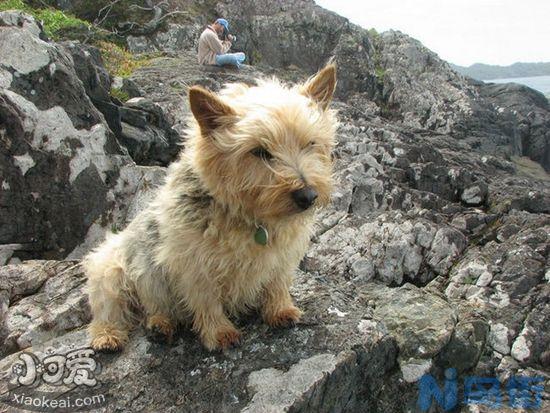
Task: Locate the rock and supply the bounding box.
[128,53,263,136]
[399,358,432,383]
[480,83,550,172]
[127,23,202,54]
[510,284,550,366]
[67,165,166,259]
[118,97,181,166]
[62,42,111,103]
[366,284,457,381]
[0,268,400,412]
[306,212,466,286]
[0,10,46,40]
[488,323,511,355]
[0,261,89,356]
[0,14,132,259]
[350,258,374,282]
[436,315,489,373]
[376,30,476,133]
[244,352,359,412]
[461,181,489,206]
[64,41,181,167]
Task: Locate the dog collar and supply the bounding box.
[254,225,269,246]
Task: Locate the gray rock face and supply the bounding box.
[376,30,476,133]
[127,23,202,54]
[0,267,400,412]
[63,41,182,167]
[118,97,181,166]
[0,12,133,259]
[112,1,550,172]
[0,261,89,356]
[305,212,467,286]
[479,83,550,171]
[67,164,166,259]
[371,284,457,382]
[0,12,178,260]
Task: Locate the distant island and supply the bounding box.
[451,62,550,80]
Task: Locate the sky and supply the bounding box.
[315,0,550,67]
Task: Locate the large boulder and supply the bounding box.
[0,11,132,260]
[0,11,182,260]
[0,264,401,412]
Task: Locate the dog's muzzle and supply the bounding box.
[292,187,318,210]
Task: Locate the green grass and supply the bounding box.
[375,66,386,80]
[110,87,130,102]
[97,41,155,78]
[0,0,30,11]
[0,0,89,39]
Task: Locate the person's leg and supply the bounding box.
[235,52,246,65]
[215,53,245,68]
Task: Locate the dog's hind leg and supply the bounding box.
[85,242,134,352]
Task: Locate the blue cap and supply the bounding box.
[216,18,229,31]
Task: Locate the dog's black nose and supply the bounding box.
[292,187,318,210]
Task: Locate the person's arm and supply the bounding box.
[205,31,231,54]
[220,40,231,54]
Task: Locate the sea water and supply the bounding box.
[484,75,550,95]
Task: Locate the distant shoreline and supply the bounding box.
[483,75,550,96]
[451,62,550,81]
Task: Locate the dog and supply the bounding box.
[84,61,338,352]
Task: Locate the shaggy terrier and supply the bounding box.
[84,62,338,351]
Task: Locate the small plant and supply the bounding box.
[36,8,89,39]
[368,28,379,39]
[110,87,130,102]
[110,223,120,234]
[251,49,263,65]
[375,66,386,80]
[97,41,153,78]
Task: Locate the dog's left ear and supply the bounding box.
[301,61,337,110]
[189,86,237,134]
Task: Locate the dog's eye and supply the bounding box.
[251,147,273,161]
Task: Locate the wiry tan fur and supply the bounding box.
[84,62,338,351]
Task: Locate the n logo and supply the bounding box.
[417,368,458,412]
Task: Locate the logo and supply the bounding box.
[2,346,107,412]
[417,368,545,411]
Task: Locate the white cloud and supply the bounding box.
[315,0,550,66]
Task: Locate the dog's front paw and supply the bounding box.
[91,334,126,353]
[202,325,242,350]
[215,326,242,349]
[265,306,302,327]
[146,314,174,344]
[89,323,128,353]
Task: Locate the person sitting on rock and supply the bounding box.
[198,18,246,69]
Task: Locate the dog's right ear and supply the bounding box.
[301,61,337,110]
[189,86,236,134]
